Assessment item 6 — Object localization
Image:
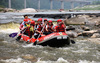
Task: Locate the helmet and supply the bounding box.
[57,19,62,22]
[44,19,47,21]
[24,19,28,22]
[38,18,42,22]
[48,20,52,23]
[31,21,35,25]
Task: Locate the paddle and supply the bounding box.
[71,40,75,44]
[15,28,27,41]
[9,27,27,38]
[34,23,46,45]
[9,32,18,38]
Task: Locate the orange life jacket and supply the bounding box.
[55,25,65,32]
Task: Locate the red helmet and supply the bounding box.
[24,19,28,22]
[44,19,47,21]
[48,20,52,23]
[38,18,42,22]
[31,21,35,25]
[57,19,62,22]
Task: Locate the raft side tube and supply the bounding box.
[37,35,70,47]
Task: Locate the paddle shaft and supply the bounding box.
[37,24,45,38]
[34,24,46,45]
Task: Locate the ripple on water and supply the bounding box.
[0,58,31,63]
[0,30,100,63]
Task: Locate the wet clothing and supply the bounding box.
[25,26,34,38]
[55,24,65,32]
[34,24,43,31]
[42,24,54,35]
[46,25,54,32]
[34,24,43,39]
[16,19,35,41]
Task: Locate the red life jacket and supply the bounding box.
[25,26,34,37]
[55,24,65,32]
[36,24,42,31]
[24,18,33,22]
[43,27,46,32]
[25,26,31,36]
[47,25,54,32]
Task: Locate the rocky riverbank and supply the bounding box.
[0,8,37,13]
[65,15,100,44]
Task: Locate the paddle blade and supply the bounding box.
[33,41,37,45]
[9,33,18,38]
[71,40,76,44]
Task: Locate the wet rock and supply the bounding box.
[82,30,97,37]
[64,18,85,25]
[19,8,37,13]
[4,8,16,12]
[95,21,100,27]
[0,8,15,12]
[89,15,96,18]
[81,26,90,31]
[66,25,75,31]
[22,55,37,62]
[91,33,100,38]
[66,31,78,38]
[77,33,83,36]
[97,29,100,33]
[0,57,11,60]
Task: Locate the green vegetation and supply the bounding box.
[0,9,4,12]
[74,5,100,10]
[0,5,4,12]
[0,5,5,8]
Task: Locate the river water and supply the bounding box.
[0,13,100,63]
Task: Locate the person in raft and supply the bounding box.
[23,21,35,38]
[43,19,49,35]
[16,15,35,41]
[34,18,45,39]
[54,19,66,32]
[23,15,33,26]
[19,15,33,31]
[45,20,54,35]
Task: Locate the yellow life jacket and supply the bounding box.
[26,24,30,27]
[30,26,34,33]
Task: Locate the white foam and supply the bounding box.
[79,60,99,63]
[56,58,69,63]
[36,58,69,63]
[0,58,31,63]
[72,49,89,53]
[2,41,8,43]
[0,29,19,34]
[22,43,44,48]
[22,43,34,48]
[59,47,74,50]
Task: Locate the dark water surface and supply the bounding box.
[0,32,100,63]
